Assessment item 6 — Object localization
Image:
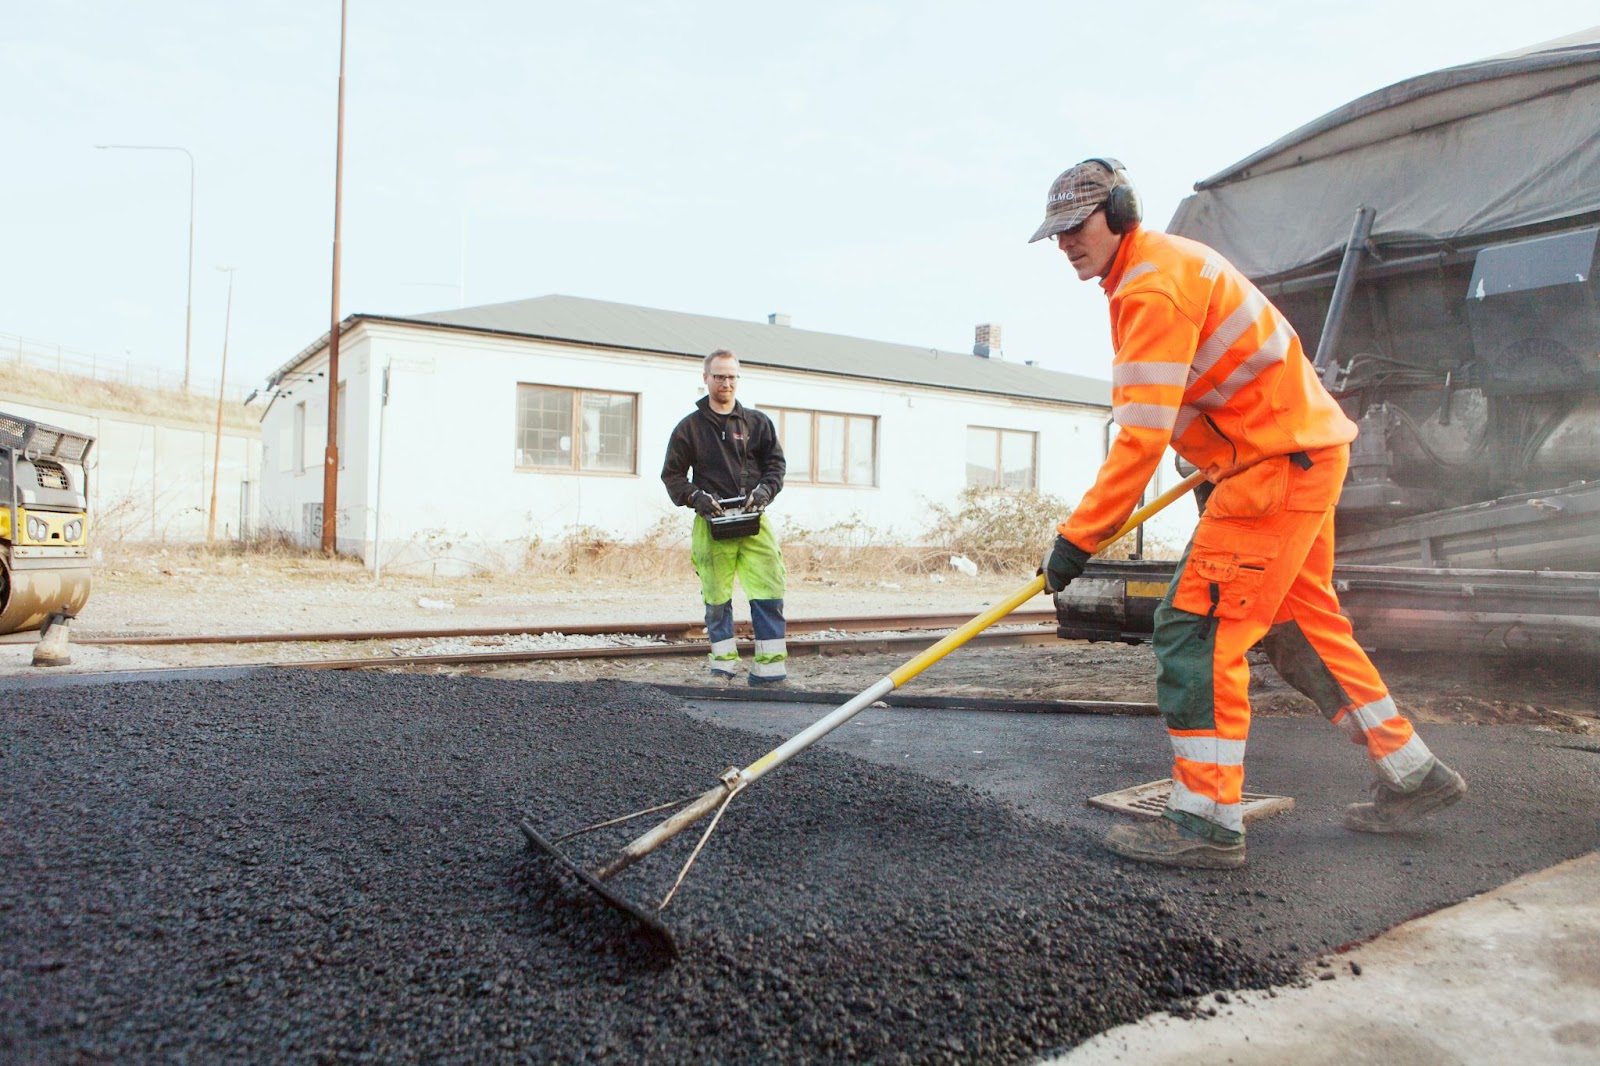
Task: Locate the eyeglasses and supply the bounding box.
[708,374,739,383]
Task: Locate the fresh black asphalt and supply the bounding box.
[2,669,1594,1063]
[682,694,1600,961]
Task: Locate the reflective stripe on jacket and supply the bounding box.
[1059,227,1357,554]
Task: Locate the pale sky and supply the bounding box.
[3,1,1593,398]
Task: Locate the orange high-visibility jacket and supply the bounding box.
[1059,226,1358,554]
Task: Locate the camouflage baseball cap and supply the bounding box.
[1027,159,1117,243]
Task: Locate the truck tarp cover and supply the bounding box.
[1167,26,1600,281]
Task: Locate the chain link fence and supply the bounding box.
[0,330,250,404]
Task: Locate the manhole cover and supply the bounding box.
[1088,779,1294,822]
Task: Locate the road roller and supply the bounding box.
[0,411,94,637]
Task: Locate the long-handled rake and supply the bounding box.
[520,471,1206,956]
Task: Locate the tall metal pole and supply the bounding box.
[321,0,348,554]
[182,153,195,394]
[208,267,235,542]
[94,144,196,393]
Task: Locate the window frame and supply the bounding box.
[513,382,639,476]
[965,425,1039,490]
[762,405,878,487]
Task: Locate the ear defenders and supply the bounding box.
[1082,157,1143,235]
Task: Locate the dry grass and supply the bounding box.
[94,488,1183,591]
[0,362,259,432]
[131,489,1184,589]
[95,537,374,589]
[783,488,1181,576]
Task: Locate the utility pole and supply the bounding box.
[321,0,348,554]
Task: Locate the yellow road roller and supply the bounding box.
[0,411,94,635]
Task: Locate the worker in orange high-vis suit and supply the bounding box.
[1029,159,1466,869]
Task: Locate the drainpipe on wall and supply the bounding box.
[1097,415,1146,557]
[373,362,391,582]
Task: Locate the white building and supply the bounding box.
[258,295,1158,572]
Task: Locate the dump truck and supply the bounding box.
[1055,27,1600,656]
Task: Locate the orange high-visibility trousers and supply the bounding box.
[1151,443,1438,843]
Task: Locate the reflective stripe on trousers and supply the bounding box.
[1262,624,1436,791]
[750,637,788,679]
[1152,445,1436,842]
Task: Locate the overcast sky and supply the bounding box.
[3,2,1593,397]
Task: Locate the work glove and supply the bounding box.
[1039,535,1092,594]
[744,485,773,513]
[690,490,725,518]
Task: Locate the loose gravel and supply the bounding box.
[2,672,1298,1064]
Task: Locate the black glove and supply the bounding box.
[690,490,725,518]
[744,485,773,513]
[1039,535,1092,594]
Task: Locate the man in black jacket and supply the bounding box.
[661,349,789,683]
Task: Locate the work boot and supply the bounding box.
[1104,818,1246,870]
[1342,759,1466,833]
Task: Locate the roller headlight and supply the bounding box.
[65,520,83,541]
[27,516,47,540]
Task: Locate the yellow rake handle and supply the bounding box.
[591,468,1207,887]
[887,469,1207,688]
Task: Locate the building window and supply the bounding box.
[515,384,637,473]
[966,426,1037,490]
[765,407,876,486]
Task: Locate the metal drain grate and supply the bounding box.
[1088,779,1294,822]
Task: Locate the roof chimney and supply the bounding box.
[768,312,791,327]
[973,323,1002,359]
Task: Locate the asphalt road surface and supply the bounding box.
[3,669,1594,1063]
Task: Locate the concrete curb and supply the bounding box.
[652,682,1159,716]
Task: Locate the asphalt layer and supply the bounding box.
[683,696,1600,963]
[3,672,1595,1064]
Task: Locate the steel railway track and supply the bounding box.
[25,610,1061,672]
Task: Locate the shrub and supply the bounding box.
[924,487,1074,574]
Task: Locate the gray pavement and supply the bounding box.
[681,696,1600,1063]
[1053,852,1600,1065]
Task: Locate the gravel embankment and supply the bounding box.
[2,672,1298,1063]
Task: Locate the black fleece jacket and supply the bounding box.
[660,397,786,508]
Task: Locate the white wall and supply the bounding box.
[257,332,370,550]
[258,321,1197,571]
[4,397,261,544]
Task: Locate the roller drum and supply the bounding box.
[0,555,91,635]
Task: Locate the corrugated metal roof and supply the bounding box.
[276,295,1110,409]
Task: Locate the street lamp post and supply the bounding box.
[208,267,236,542]
[95,144,196,394]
